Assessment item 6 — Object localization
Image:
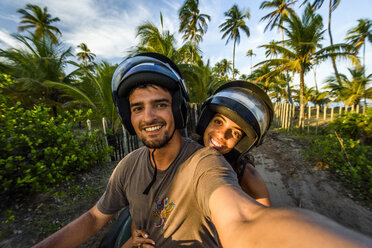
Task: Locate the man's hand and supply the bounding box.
[131,229,155,248]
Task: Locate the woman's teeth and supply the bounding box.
[210,138,222,147]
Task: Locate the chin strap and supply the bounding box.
[142,128,177,195]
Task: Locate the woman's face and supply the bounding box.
[203,113,244,154]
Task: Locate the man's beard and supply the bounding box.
[138,120,174,149]
[141,131,171,148]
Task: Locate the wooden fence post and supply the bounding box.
[356,104,360,113]
[283,104,288,129]
[307,105,311,134]
[351,105,355,112]
[323,105,327,121]
[86,119,92,135]
[330,107,334,121]
[291,104,295,130]
[281,103,285,128]
[102,117,111,162]
[345,105,348,113]
[339,106,342,116]
[122,124,128,155]
[363,104,366,114]
[316,105,320,134]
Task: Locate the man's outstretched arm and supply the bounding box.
[32,205,114,248]
[210,185,371,248]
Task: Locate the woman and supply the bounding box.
[195,80,273,207]
[102,81,273,248]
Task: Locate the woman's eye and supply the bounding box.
[233,131,242,139]
[214,119,222,125]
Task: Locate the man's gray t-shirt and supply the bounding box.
[97,138,239,247]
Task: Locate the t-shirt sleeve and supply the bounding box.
[193,148,240,219]
[97,159,129,214]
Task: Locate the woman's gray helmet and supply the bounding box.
[196,81,273,154]
[111,52,189,135]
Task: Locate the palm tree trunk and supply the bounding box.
[287,81,293,104]
[282,28,293,104]
[313,68,318,92]
[363,43,366,71]
[328,0,340,81]
[250,56,253,74]
[299,69,305,130]
[232,39,236,80]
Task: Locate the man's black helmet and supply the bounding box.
[112,52,189,135]
[196,81,273,154]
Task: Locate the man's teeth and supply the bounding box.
[210,138,222,147]
[145,125,162,131]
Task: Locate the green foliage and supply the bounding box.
[0,88,111,198]
[305,134,372,202]
[328,110,371,145]
[2,209,15,224]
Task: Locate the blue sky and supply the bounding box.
[0,0,371,90]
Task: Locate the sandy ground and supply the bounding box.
[251,131,372,236]
[1,131,371,248]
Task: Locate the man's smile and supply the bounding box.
[144,124,163,132]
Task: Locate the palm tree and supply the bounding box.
[130,12,179,62]
[213,59,232,81]
[257,4,350,129]
[246,49,256,74]
[178,0,210,46]
[179,60,222,103]
[260,0,297,39]
[178,41,202,65]
[267,73,290,102]
[44,61,121,130]
[0,33,73,114]
[324,67,372,107]
[17,4,62,43]
[259,0,297,104]
[302,0,341,79]
[345,18,372,70]
[239,74,249,80]
[76,43,96,67]
[292,84,316,106]
[250,64,274,93]
[219,4,250,79]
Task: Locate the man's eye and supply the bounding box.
[157,103,168,108]
[131,107,142,113]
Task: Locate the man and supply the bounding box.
[33,53,371,248]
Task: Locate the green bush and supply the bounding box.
[328,110,371,145]
[0,76,112,197]
[305,134,372,201]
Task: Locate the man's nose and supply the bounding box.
[143,106,156,122]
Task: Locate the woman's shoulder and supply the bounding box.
[240,153,255,167]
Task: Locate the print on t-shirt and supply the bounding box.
[152,197,175,230]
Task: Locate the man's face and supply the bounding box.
[129,85,175,148]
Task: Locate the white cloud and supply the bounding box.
[0,29,19,48]
[0,0,371,82]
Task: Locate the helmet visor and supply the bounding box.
[212,87,270,137]
[112,58,189,100]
